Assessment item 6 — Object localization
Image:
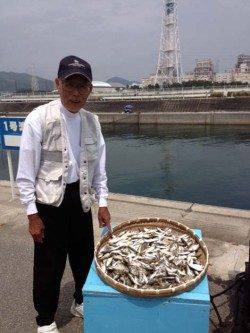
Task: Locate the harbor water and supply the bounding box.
[1,124,250,210]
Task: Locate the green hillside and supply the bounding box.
[0,71,54,92]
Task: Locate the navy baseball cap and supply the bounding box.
[57,55,92,83]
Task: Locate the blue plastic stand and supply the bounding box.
[83,229,210,333]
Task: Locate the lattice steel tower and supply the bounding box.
[155,0,182,85]
[28,64,39,93]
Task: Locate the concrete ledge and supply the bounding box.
[109,192,250,219]
[140,112,213,125]
[192,203,250,219]
[109,193,192,211]
[97,111,250,125]
[1,180,250,219]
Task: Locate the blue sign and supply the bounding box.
[0,117,25,150]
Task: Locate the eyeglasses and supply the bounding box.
[61,80,92,94]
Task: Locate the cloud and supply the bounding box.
[217,0,249,8]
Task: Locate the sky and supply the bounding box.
[1,0,250,81]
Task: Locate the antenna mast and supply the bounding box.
[155,0,182,85]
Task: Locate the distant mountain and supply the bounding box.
[0,71,54,92]
[106,76,133,87]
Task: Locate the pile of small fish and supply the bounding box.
[97,227,204,290]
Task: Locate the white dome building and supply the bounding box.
[92,81,116,94]
[93,81,112,88]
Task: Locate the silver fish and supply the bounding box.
[98,226,204,290]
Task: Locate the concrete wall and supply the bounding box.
[213,112,250,124]
[140,112,211,125]
[98,111,250,125]
[1,99,250,124]
[99,113,139,124]
[1,96,250,115]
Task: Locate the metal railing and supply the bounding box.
[1,85,249,103]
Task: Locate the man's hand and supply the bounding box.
[28,213,45,243]
[98,207,111,229]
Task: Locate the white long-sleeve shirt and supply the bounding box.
[16,101,108,215]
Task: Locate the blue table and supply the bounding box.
[83,229,210,333]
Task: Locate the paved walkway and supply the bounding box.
[0,182,249,332]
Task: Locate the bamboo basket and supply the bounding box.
[94,218,209,298]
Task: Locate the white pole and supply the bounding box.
[6,150,16,199]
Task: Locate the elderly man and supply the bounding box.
[17,55,110,333]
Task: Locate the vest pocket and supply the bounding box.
[85,137,98,161]
[35,163,63,205]
[36,162,63,181]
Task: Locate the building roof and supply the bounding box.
[108,82,126,88]
[92,81,112,88]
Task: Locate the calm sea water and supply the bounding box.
[1,124,250,210]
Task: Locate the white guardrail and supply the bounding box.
[0,86,250,103]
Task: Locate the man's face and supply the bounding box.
[55,74,92,113]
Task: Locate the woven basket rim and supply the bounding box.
[94,218,209,298]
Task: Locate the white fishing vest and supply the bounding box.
[35,100,100,212]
